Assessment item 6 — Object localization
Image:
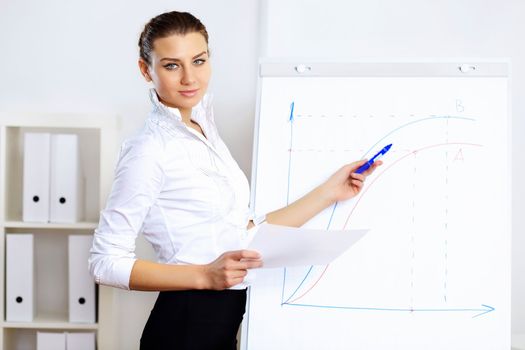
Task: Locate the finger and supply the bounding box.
[223,250,245,261]
[361,160,383,176]
[226,249,261,261]
[222,258,261,271]
[228,269,248,279]
[370,160,383,170]
[236,259,264,270]
[350,159,367,170]
[227,277,246,287]
[240,250,262,260]
[351,177,363,185]
[351,179,363,189]
[350,173,365,181]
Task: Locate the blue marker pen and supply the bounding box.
[355,144,392,174]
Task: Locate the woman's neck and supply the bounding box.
[157,94,192,124]
[179,107,192,124]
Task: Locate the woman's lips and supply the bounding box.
[179,89,199,97]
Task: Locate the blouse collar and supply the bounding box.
[148,88,217,143]
[148,88,214,123]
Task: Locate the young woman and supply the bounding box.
[89,10,381,350]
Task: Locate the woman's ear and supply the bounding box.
[138,59,152,82]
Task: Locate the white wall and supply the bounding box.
[0,0,260,349]
[260,0,525,341]
[1,0,523,348]
[0,0,259,172]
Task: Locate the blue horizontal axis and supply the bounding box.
[282,302,495,318]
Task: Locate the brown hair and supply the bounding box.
[138,11,209,65]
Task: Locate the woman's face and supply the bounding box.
[139,32,211,116]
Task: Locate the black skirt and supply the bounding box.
[140,289,247,350]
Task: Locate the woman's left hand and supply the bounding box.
[321,159,382,203]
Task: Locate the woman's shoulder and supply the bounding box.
[119,124,167,161]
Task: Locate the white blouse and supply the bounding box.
[89,89,261,290]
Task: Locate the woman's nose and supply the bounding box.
[181,67,196,85]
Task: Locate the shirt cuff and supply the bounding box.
[249,210,267,226]
[253,214,267,225]
[91,255,137,291]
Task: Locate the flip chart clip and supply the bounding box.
[295,64,311,74]
[459,64,476,73]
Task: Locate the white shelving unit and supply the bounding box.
[0,113,120,350]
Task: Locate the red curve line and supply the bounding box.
[287,142,483,305]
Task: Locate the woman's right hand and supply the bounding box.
[202,250,263,290]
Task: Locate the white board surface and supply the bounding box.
[243,62,510,350]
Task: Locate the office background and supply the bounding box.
[0,0,523,348]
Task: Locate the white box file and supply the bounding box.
[50,134,84,223]
[6,234,35,322]
[37,332,66,350]
[66,332,96,350]
[68,235,96,323]
[23,132,51,222]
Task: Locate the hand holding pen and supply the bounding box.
[320,144,392,203]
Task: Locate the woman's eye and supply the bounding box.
[164,63,179,70]
[194,59,206,65]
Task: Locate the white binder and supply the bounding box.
[37,332,66,350]
[50,133,84,223]
[23,132,51,222]
[66,332,96,350]
[68,235,96,323]
[6,234,34,322]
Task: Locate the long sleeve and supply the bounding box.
[88,91,253,289]
[89,136,165,290]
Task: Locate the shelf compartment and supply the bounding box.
[3,126,101,223]
[4,230,98,326]
[3,328,97,350]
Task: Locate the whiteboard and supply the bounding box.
[243,62,510,350]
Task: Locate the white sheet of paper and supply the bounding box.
[247,223,368,268]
